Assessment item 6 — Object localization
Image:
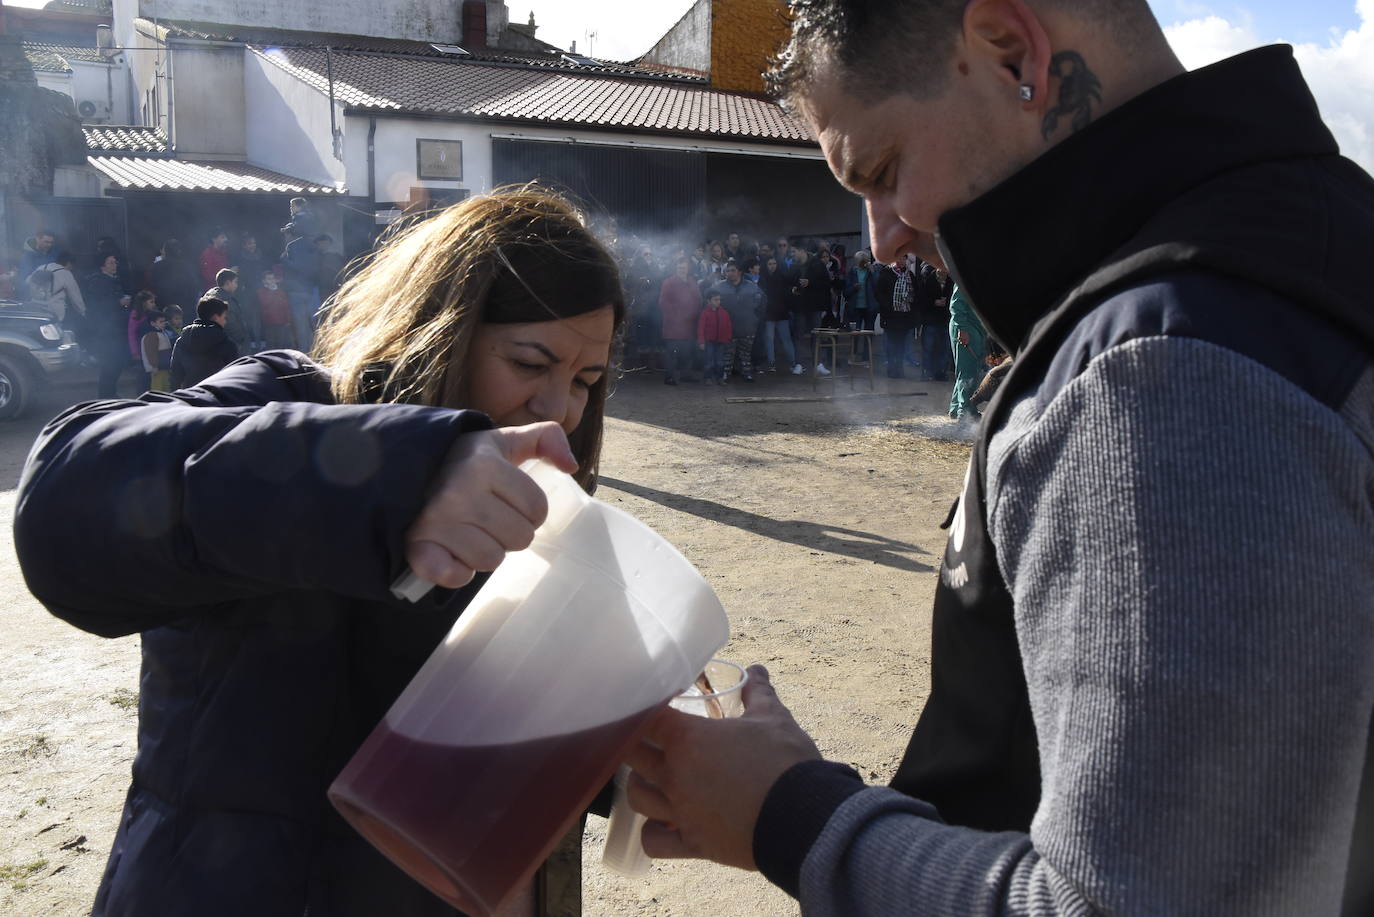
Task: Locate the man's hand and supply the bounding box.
[957,329,970,347]
[404,422,577,589]
[624,665,822,871]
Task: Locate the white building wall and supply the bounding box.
[245,51,345,189]
[112,0,137,53]
[169,43,246,157]
[69,59,132,124]
[345,115,823,207]
[134,0,465,43]
[36,70,71,98]
[127,25,162,129]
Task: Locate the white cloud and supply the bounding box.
[1163,3,1374,174]
[1162,15,1262,69]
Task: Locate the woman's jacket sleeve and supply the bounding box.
[14,352,492,637]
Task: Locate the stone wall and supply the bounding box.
[0,35,85,196]
[639,0,710,77]
[131,0,467,44]
[709,0,788,95]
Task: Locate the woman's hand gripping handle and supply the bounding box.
[391,422,577,602]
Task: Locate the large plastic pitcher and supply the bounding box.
[328,459,729,916]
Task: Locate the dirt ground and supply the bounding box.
[0,363,975,917]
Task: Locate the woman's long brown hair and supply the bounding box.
[312,186,625,491]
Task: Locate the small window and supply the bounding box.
[430,44,470,56]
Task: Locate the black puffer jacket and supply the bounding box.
[14,351,493,916]
[170,319,240,389]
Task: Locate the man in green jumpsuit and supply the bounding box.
[948,283,988,420]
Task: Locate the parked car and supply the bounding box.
[0,299,82,420]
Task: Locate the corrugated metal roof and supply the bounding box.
[255,47,814,145]
[84,125,171,154]
[88,156,341,194]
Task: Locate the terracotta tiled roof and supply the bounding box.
[84,125,170,155]
[146,19,699,83]
[255,47,814,145]
[25,42,111,66]
[44,0,112,13]
[88,156,341,194]
[23,44,72,73]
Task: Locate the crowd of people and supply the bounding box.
[2,197,346,396]
[614,231,994,419]
[7,209,997,420]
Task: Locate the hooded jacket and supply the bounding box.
[753,45,1374,916]
[170,319,239,389]
[26,262,85,322]
[20,237,53,281]
[709,277,763,336]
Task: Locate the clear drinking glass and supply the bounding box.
[601,659,748,876]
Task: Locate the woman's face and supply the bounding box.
[466,307,616,435]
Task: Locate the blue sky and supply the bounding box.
[529,0,1371,63]
[1150,0,1362,44]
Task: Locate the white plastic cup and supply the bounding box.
[601,659,748,877]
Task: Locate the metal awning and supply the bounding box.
[88,156,342,195]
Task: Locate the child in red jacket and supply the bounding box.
[696,290,733,384]
[257,270,293,349]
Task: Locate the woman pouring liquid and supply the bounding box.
[14,188,625,917]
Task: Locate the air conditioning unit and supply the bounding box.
[77,99,112,123]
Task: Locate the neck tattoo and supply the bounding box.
[1041,50,1103,141]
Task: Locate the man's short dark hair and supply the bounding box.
[36,228,54,239]
[768,0,1159,106]
[216,268,238,287]
[197,296,229,322]
[210,226,227,242]
[290,197,308,208]
[725,259,742,272]
[741,257,760,273]
[53,250,73,266]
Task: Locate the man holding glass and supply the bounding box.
[627,0,1374,913]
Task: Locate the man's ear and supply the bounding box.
[963,0,1052,107]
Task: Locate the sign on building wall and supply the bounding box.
[416,139,463,181]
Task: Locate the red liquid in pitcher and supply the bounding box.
[329,703,666,916]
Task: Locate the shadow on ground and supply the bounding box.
[599,476,934,573]
[606,365,948,443]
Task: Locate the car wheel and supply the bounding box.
[0,354,34,421]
